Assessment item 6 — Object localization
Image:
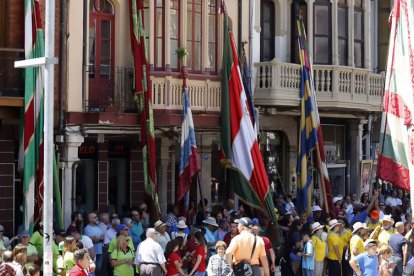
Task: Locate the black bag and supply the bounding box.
[233,235,256,276]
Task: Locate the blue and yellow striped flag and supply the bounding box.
[296,12,334,215]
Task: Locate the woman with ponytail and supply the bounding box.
[189,232,207,276]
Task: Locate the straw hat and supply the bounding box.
[333,196,343,205]
[154,220,166,229]
[352,222,369,234]
[310,222,324,234]
[328,219,341,230]
[364,238,378,248]
[203,217,219,227]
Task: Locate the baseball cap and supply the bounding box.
[370,210,380,220]
[116,224,128,233]
[235,217,252,228]
[19,230,30,237]
[251,218,259,225]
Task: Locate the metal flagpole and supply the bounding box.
[43,0,56,274]
[14,0,57,274]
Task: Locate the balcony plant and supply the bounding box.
[175,47,188,59]
[176,47,188,78]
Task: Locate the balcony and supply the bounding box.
[151,76,221,112]
[85,66,221,114]
[254,60,385,112]
[0,49,24,106]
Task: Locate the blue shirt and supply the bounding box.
[351,210,367,225]
[302,240,314,270]
[84,224,103,255]
[355,252,378,276]
[204,227,216,250]
[131,221,143,248]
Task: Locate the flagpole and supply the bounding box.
[197,173,207,218]
[44,0,56,273]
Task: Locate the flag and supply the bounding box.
[220,3,276,222]
[377,0,414,196]
[129,0,159,212]
[296,14,334,214]
[240,48,256,132]
[177,87,200,202]
[24,0,44,233]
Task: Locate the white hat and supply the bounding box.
[352,222,369,234]
[176,220,187,229]
[312,205,322,212]
[381,215,395,224]
[328,219,341,230]
[333,196,343,204]
[203,217,219,227]
[364,239,378,248]
[310,222,324,233]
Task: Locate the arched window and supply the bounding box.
[338,0,348,65]
[314,0,332,64]
[88,0,115,110]
[186,0,202,72]
[354,0,364,68]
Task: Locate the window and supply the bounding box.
[338,0,348,65]
[186,0,202,72]
[354,0,364,67]
[155,0,164,69]
[88,0,115,110]
[260,0,275,62]
[378,0,390,71]
[314,0,332,64]
[207,0,217,71]
[170,0,180,70]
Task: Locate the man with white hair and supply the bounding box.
[388,221,408,275]
[134,228,167,275]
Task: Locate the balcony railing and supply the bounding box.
[86,66,136,113]
[0,48,24,97]
[85,66,221,113]
[151,76,221,112]
[254,60,385,111]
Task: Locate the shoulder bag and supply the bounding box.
[233,235,257,276]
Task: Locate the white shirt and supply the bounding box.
[155,232,170,251]
[81,235,94,250]
[134,238,166,265]
[385,197,402,207]
[104,228,117,245]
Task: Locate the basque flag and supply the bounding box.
[177,87,200,202]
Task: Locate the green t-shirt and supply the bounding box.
[17,243,38,269]
[63,251,75,271]
[29,231,43,257]
[111,249,134,276]
[108,237,134,254]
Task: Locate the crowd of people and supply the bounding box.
[0,182,413,275]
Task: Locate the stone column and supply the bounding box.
[306,0,315,60]
[148,0,155,66]
[348,0,355,66]
[358,120,367,161]
[347,119,360,196]
[363,0,371,69]
[332,0,339,65]
[199,134,212,206]
[159,137,173,213]
[164,0,171,68]
[61,126,84,228]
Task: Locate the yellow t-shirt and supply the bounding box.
[340,229,352,245]
[311,234,326,262]
[327,232,343,260]
[349,235,365,258]
[378,227,396,245]
[366,220,381,233]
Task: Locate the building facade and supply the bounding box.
[0,0,390,233]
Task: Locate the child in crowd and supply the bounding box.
[299,232,314,276]
[378,244,395,276]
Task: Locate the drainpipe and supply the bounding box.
[82,0,88,112]
[71,161,80,212]
[59,0,68,133]
[237,0,242,57]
